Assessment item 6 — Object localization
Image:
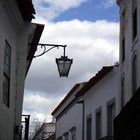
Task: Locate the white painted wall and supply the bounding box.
[83,66,119,140]
[53,84,85,140]
[118,0,140,108]
[54,67,119,140]
[0,0,37,139]
[56,102,83,140]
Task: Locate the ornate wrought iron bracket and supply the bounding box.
[29,43,66,58]
[28,43,72,77]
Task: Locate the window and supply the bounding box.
[3,40,11,107]
[63,132,69,140]
[132,9,137,40]
[96,108,102,140]
[132,0,137,41]
[72,134,76,140]
[70,127,76,140]
[132,55,137,94]
[86,115,92,140]
[121,9,125,37]
[121,9,125,63]
[121,77,125,108]
[121,38,125,63]
[107,99,115,136]
[57,136,62,140]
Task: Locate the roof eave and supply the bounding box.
[16,0,36,22]
[26,24,44,76]
[52,82,86,116]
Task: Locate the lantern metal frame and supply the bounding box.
[30,43,73,77]
[56,56,73,77]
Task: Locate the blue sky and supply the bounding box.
[54,0,119,22]
[33,0,119,22]
[24,0,120,123]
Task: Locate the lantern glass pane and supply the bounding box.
[56,56,73,77]
[58,61,71,75]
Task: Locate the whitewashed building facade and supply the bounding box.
[76,66,119,140]
[52,83,86,140]
[114,0,140,139]
[52,65,119,140]
[117,0,140,109]
[0,0,44,139]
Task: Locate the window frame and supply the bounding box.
[57,136,62,140]
[63,132,69,140]
[86,114,92,140]
[121,76,125,108]
[120,8,126,64]
[121,37,125,63]
[107,98,116,137]
[95,107,102,140]
[3,40,11,107]
[132,0,137,41]
[132,55,137,94]
[70,127,76,140]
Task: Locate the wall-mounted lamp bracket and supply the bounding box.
[29,43,73,77]
[29,43,66,58]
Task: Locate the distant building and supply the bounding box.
[52,65,119,140]
[114,0,140,139]
[0,0,44,140]
[32,122,56,140]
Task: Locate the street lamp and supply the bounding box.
[30,43,73,77]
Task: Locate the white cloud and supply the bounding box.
[24,19,119,123]
[23,91,64,122]
[32,0,87,20]
[101,0,116,8]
